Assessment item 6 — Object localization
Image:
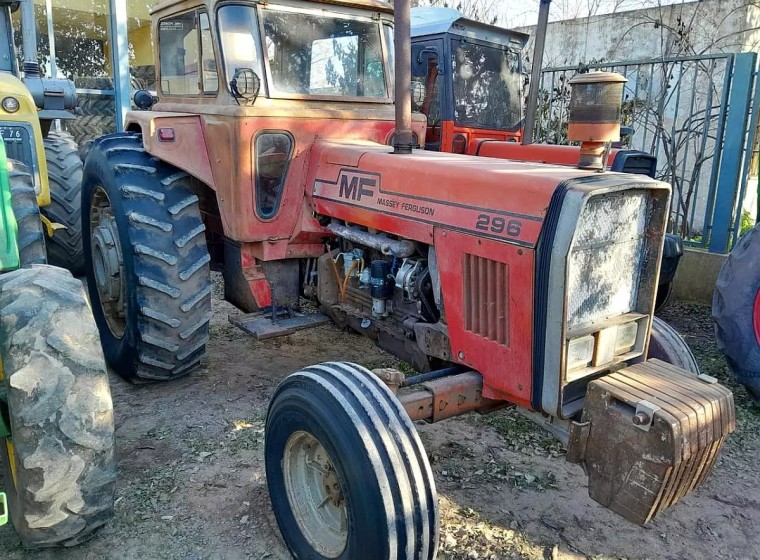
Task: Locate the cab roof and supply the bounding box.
[151,0,394,16]
[411,6,528,48]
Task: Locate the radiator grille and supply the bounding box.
[462,253,509,345]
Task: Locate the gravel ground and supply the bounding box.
[1,279,758,560]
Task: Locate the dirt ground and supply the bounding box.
[2,275,759,560]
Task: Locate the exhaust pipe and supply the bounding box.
[523,0,551,145]
[20,0,40,76]
[393,0,414,154]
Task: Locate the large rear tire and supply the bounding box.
[648,316,700,375]
[81,133,212,382]
[265,362,438,560]
[0,265,116,548]
[41,131,85,274]
[713,223,760,401]
[8,161,46,267]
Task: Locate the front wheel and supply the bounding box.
[648,316,700,375]
[265,362,438,560]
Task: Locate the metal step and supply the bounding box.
[230,309,331,340]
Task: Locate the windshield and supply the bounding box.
[261,8,388,98]
[451,39,522,130]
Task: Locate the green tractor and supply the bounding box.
[0,134,116,544]
[0,2,114,545]
[1,0,86,273]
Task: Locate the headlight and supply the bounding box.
[566,192,649,328]
[2,97,19,113]
[566,335,595,372]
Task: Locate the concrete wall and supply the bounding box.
[517,0,760,68]
[672,248,727,304]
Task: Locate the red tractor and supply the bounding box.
[410,6,685,318]
[81,0,734,557]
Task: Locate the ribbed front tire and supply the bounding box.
[265,362,439,560]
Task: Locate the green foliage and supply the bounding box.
[740,210,756,236]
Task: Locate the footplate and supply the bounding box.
[567,359,734,525]
[230,310,331,340]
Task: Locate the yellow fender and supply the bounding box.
[0,73,51,208]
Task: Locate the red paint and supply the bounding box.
[469,140,624,168]
[434,229,534,407]
[437,121,522,153]
[754,288,760,346]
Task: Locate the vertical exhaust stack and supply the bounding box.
[523,0,551,145]
[19,0,40,77]
[567,72,627,170]
[393,0,414,154]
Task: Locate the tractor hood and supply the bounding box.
[309,141,612,248]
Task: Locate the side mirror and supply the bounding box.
[411,45,440,77]
[620,125,635,138]
[231,68,261,105]
[133,89,155,110]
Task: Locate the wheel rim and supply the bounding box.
[282,431,348,558]
[754,288,760,347]
[90,186,126,339]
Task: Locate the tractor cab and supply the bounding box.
[410,7,527,152]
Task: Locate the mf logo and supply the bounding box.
[337,170,378,202]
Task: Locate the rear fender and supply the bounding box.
[127,112,215,188]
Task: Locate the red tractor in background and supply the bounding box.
[410,6,685,318]
[80,0,734,557]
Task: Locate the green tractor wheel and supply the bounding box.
[41,132,85,274]
[0,265,116,547]
[8,162,46,267]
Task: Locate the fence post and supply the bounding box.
[709,52,757,253]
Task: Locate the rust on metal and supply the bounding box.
[399,371,491,422]
[567,359,735,525]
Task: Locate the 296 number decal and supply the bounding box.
[475,214,522,237]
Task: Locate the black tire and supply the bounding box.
[265,362,438,560]
[8,161,46,267]
[41,131,85,274]
[81,133,212,382]
[0,265,116,548]
[648,316,699,375]
[713,223,760,400]
[654,281,673,314]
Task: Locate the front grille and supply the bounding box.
[462,253,509,345]
[0,123,35,171]
[566,191,650,328]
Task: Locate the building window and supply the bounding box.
[158,10,217,95]
[254,132,294,220]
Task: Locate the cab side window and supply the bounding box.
[159,10,217,95]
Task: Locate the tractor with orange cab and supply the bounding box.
[80,0,734,557]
